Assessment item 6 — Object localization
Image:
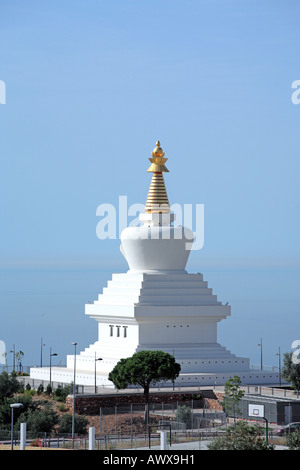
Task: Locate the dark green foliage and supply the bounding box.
[58,413,89,435]
[286,431,300,450]
[207,421,275,450]
[46,384,52,396]
[0,395,38,430]
[108,350,181,402]
[16,404,59,434]
[221,375,245,421]
[282,352,300,395]
[108,350,180,425]
[0,371,60,434]
[0,371,22,401]
[175,405,192,428]
[53,384,71,402]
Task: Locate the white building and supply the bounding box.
[30,141,280,387]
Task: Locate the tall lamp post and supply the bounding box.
[10,403,23,450]
[9,344,15,372]
[40,338,45,367]
[257,338,263,370]
[71,342,77,445]
[94,353,103,393]
[276,347,281,386]
[49,347,58,391]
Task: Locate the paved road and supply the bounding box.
[135,440,210,450]
[134,440,288,450]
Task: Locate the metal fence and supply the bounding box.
[0,431,223,450]
[0,428,227,450]
[98,400,226,430]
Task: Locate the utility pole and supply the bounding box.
[257,338,263,370]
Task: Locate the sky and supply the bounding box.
[0,0,299,369]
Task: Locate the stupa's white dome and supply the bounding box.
[120,224,194,273]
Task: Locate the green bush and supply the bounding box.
[23,389,36,398]
[0,371,22,401]
[58,403,67,412]
[207,421,274,450]
[16,404,59,434]
[175,405,192,428]
[53,384,71,402]
[286,431,300,450]
[46,384,52,396]
[0,395,38,430]
[58,413,89,435]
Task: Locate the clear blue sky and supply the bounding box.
[0,1,300,368]
[1,0,299,269]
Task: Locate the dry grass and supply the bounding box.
[0,445,68,450]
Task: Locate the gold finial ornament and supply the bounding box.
[145,140,171,214]
[152,140,164,157]
[147,140,169,173]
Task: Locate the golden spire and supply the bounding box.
[145,141,170,214]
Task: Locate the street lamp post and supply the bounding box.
[41,338,45,367]
[9,344,15,372]
[10,403,23,450]
[94,353,103,393]
[257,338,263,370]
[49,347,58,391]
[72,342,77,445]
[276,347,281,386]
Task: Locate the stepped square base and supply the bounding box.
[30,271,280,388]
[30,365,280,388]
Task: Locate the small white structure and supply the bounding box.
[20,423,27,450]
[0,340,6,365]
[157,430,168,450]
[30,141,280,387]
[89,427,95,450]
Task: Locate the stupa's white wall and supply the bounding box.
[77,272,233,370]
[30,270,280,387]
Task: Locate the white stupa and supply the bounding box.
[30,141,280,387]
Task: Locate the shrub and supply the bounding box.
[53,384,71,402]
[0,395,38,430]
[23,389,36,398]
[58,403,67,412]
[0,371,22,401]
[58,413,89,435]
[286,431,300,450]
[207,421,274,450]
[175,405,192,428]
[16,404,59,434]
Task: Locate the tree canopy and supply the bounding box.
[0,371,22,400]
[108,350,181,406]
[282,352,300,396]
[221,375,245,421]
